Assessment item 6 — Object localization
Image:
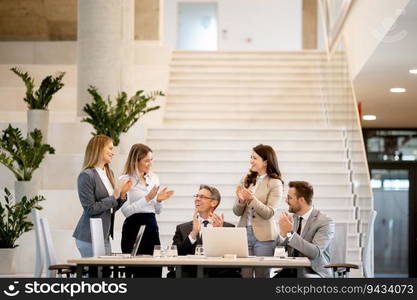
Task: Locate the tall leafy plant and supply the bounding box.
[82,86,164,146]
[0,188,45,248]
[0,125,55,181]
[10,67,65,109]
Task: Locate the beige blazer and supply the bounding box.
[233,176,283,241]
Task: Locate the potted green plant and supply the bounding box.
[82,86,164,147]
[0,125,55,202]
[0,188,45,274]
[10,67,65,143]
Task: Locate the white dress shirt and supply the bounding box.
[188,217,213,244]
[279,206,314,241]
[95,167,114,196]
[120,172,162,218]
[245,174,267,226]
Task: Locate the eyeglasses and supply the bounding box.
[193,194,213,200]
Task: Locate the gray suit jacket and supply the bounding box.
[72,168,123,243]
[276,208,335,278]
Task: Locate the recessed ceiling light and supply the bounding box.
[363,115,376,121]
[410,69,417,74]
[390,88,406,93]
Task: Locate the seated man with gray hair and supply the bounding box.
[168,184,240,278]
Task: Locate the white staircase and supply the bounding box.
[0,50,372,277]
[150,50,372,276]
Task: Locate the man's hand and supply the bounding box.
[279,211,293,237]
[190,210,201,240]
[210,212,224,227]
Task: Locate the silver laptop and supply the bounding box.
[99,225,146,258]
[201,227,249,258]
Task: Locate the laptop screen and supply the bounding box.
[131,225,146,256]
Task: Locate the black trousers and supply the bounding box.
[121,213,162,278]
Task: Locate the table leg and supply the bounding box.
[175,266,182,278]
[197,266,204,278]
[76,265,83,278]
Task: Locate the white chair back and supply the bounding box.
[40,217,57,277]
[362,210,377,278]
[31,208,44,277]
[90,218,106,257]
[330,222,348,264]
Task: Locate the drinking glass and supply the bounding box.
[153,245,162,257]
[167,245,178,257]
[195,244,205,256]
[274,246,287,258]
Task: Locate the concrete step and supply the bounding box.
[168,86,351,96]
[153,160,349,173]
[164,111,354,120]
[169,81,350,88]
[165,103,352,113]
[151,148,365,163]
[147,136,360,151]
[169,60,347,68]
[170,70,349,80]
[171,51,344,61]
[148,127,346,139]
[169,75,348,82]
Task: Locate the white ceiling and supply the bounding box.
[353,0,417,128]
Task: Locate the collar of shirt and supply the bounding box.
[133,172,152,185]
[301,206,313,227]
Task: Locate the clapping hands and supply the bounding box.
[236,185,254,204]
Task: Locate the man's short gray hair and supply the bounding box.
[199,184,221,209]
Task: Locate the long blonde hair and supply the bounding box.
[123,143,152,175]
[82,135,116,188]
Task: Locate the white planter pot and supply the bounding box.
[14,180,40,203]
[0,248,17,274]
[27,109,49,143]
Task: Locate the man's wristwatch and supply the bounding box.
[286,231,294,239]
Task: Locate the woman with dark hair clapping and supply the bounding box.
[233,144,284,278]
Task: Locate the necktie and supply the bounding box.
[293,216,303,257]
[202,220,209,227]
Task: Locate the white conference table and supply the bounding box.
[68,255,311,278]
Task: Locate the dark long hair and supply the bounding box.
[244,144,283,188]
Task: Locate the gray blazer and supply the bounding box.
[276,208,335,278]
[72,168,123,243]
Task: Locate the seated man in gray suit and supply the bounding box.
[274,181,335,278]
[168,184,240,277]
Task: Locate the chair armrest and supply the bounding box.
[324,263,359,269]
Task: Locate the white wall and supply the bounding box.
[163,0,302,50]
[343,0,410,78]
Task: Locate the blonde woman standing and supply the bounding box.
[233,144,284,278]
[120,143,174,277]
[73,135,132,257]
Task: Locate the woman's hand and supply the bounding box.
[114,177,133,199]
[236,185,253,204]
[145,185,160,201]
[156,187,175,202]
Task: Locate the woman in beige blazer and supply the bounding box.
[233,144,283,278]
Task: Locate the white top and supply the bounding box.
[246,174,267,226]
[120,172,162,218]
[95,167,114,196]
